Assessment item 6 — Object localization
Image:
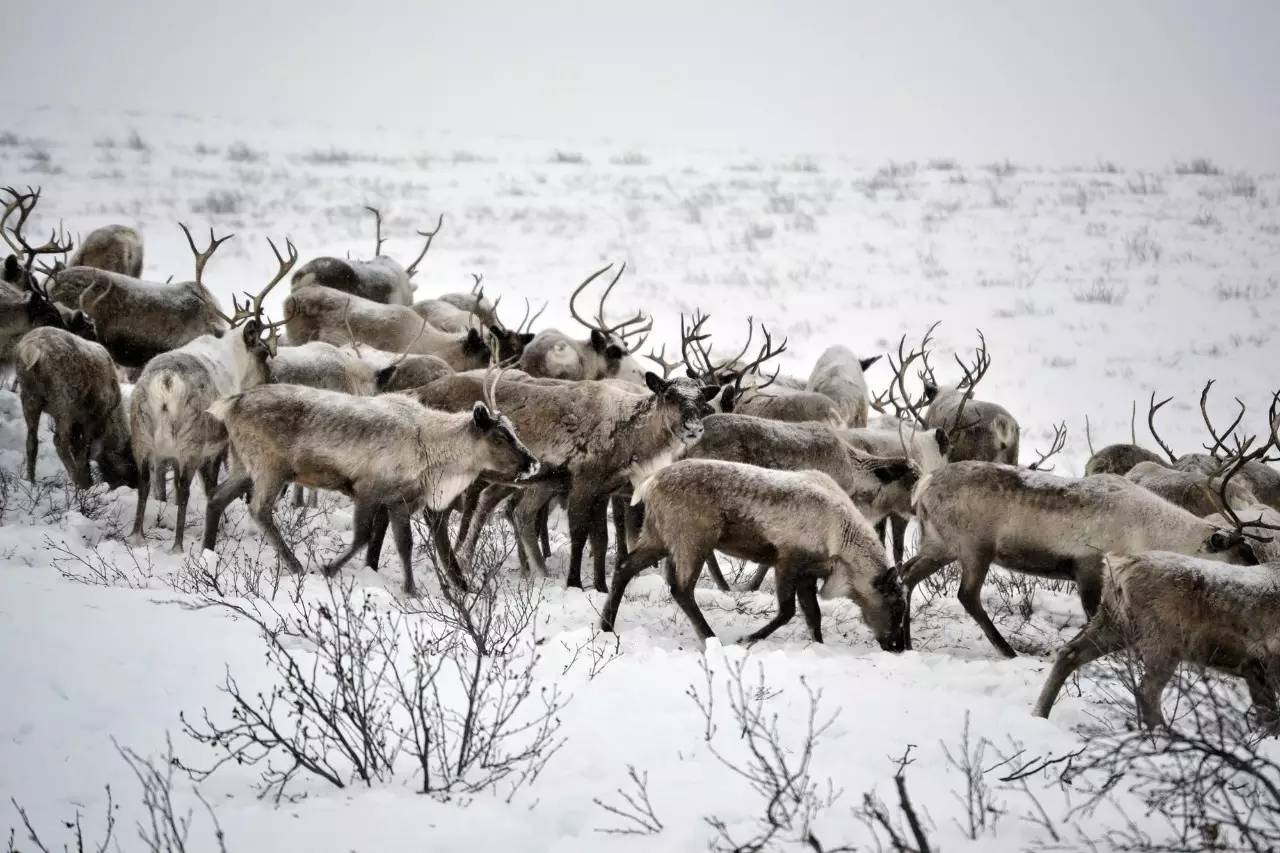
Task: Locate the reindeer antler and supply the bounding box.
[1206,391,1280,543]
[2,186,75,279]
[1147,392,1178,464]
[180,222,238,324]
[645,343,682,379]
[946,329,990,436]
[364,205,386,257]
[568,262,652,349]
[1028,422,1068,471]
[884,321,939,427]
[1198,380,1247,459]
[404,213,444,278]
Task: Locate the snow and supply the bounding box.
[3,105,1280,851]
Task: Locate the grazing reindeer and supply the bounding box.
[338,344,455,393]
[901,459,1262,658]
[518,263,651,383]
[1035,405,1280,725]
[290,207,442,305]
[806,345,882,427]
[15,327,137,489]
[128,228,295,552]
[52,223,240,369]
[1,189,98,376]
[415,277,538,363]
[412,370,719,589]
[204,369,538,593]
[601,459,907,649]
[283,285,492,371]
[68,224,143,277]
[1082,403,1165,475]
[270,341,380,396]
[1035,550,1280,728]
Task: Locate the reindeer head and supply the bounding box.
[568,262,652,383]
[470,368,539,481]
[2,188,94,340]
[645,371,720,444]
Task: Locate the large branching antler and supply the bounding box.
[180,222,238,324]
[1206,391,1280,543]
[568,262,653,349]
[1198,380,1247,459]
[1,186,75,283]
[1028,422,1068,471]
[405,214,444,278]
[645,343,682,380]
[364,205,386,257]
[728,324,788,405]
[946,329,991,436]
[516,297,547,335]
[679,311,714,380]
[882,321,939,426]
[246,236,300,351]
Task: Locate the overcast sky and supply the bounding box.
[7,1,1278,168]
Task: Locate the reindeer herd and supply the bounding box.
[3,185,1280,729]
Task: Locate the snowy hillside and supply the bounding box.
[2,105,1279,851]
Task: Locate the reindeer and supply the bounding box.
[901,455,1263,658]
[1034,407,1280,725]
[411,370,719,590]
[204,369,538,593]
[806,345,882,427]
[685,412,919,590]
[68,224,143,277]
[339,344,455,393]
[51,223,240,369]
[283,285,491,371]
[15,327,137,489]
[1,189,98,377]
[518,263,651,382]
[128,228,295,552]
[290,207,441,305]
[600,460,907,649]
[1082,403,1165,475]
[414,276,539,363]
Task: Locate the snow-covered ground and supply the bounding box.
[2,106,1278,851]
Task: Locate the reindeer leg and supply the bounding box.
[459,483,513,560]
[704,552,731,592]
[538,502,552,558]
[291,484,306,508]
[1136,652,1176,729]
[455,481,485,550]
[21,394,41,483]
[957,547,1015,658]
[153,460,168,503]
[170,464,197,554]
[898,552,952,652]
[744,564,770,591]
[669,546,716,642]
[1245,660,1280,732]
[202,469,251,553]
[324,499,375,577]
[564,483,595,590]
[797,575,823,643]
[51,426,82,488]
[513,486,554,579]
[427,508,467,590]
[365,504,390,570]
[590,495,610,592]
[391,509,416,595]
[745,561,801,644]
[251,471,304,575]
[1032,610,1125,718]
[600,545,666,633]
[890,514,909,564]
[1074,555,1104,620]
[128,457,152,546]
[611,495,629,576]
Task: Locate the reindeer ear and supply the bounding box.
[3,255,20,282]
[922,380,939,403]
[590,329,609,352]
[519,332,535,346]
[464,328,485,354]
[699,384,721,401]
[871,459,917,485]
[644,371,666,394]
[605,344,625,359]
[860,354,882,372]
[375,365,397,391]
[472,401,495,431]
[934,427,950,457]
[720,384,737,412]
[686,367,700,380]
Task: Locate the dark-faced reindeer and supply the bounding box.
[415,276,539,363]
[51,224,241,369]
[1035,402,1280,725]
[204,369,538,593]
[339,344,455,393]
[412,369,719,590]
[518,263,651,383]
[806,345,882,427]
[128,230,296,552]
[290,207,442,305]
[601,459,907,650]
[68,224,143,277]
[1082,403,1166,475]
[283,285,492,371]
[901,458,1263,658]
[15,327,137,489]
[1,189,98,376]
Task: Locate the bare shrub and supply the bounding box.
[48,535,154,589]
[1096,160,1121,173]
[25,148,60,175]
[1127,173,1165,195]
[593,766,665,836]
[125,130,149,153]
[1215,277,1278,301]
[984,158,1016,177]
[781,156,821,173]
[0,131,19,146]
[179,528,565,803]
[1073,277,1127,305]
[1191,208,1220,228]
[610,151,650,166]
[941,712,1002,839]
[925,158,957,171]
[1227,172,1258,199]
[191,189,242,215]
[549,150,586,165]
[853,746,936,853]
[1174,158,1221,176]
[1124,227,1162,265]
[225,141,262,163]
[690,656,839,851]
